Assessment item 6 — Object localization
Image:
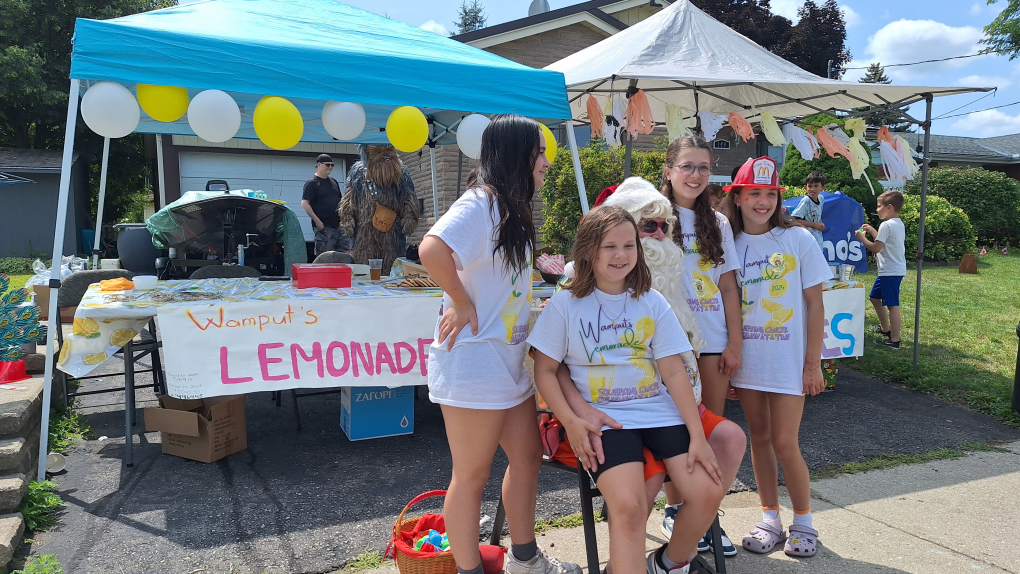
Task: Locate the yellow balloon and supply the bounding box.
[253,96,303,150]
[540,123,557,163]
[386,106,429,152]
[136,84,189,122]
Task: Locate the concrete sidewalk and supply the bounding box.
[363,440,1020,574]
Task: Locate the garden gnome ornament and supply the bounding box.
[339,144,420,274]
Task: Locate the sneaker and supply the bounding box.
[873,338,900,349]
[703,527,738,557]
[660,504,680,538]
[727,387,740,401]
[646,545,690,574]
[869,326,891,337]
[506,546,582,574]
[696,532,710,553]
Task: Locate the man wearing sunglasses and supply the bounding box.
[302,153,352,256]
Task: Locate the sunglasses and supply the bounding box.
[320,162,334,167]
[638,219,669,234]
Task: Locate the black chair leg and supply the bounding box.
[150,345,165,396]
[124,342,135,468]
[290,389,302,431]
[489,496,507,546]
[577,467,601,574]
[711,515,725,574]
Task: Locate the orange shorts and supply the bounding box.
[551,404,727,480]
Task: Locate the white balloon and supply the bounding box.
[456,114,490,159]
[187,90,241,143]
[321,101,367,141]
[80,82,140,139]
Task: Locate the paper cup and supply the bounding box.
[45,452,66,473]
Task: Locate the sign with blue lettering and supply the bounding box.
[784,191,868,272]
[822,287,865,357]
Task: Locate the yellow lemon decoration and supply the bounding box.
[759,298,782,313]
[768,253,785,268]
[136,84,189,122]
[386,106,428,152]
[83,351,108,366]
[57,340,71,365]
[110,328,138,347]
[691,270,720,299]
[697,257,712,271]
[539,123,557,162]
[763,319,784,331]
[783,254,797,273]
[772,308,794,323]
[768,278,789,299]
[253,96,304,150]
[73,317,100,338]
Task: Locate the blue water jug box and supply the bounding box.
[340,386,415,440]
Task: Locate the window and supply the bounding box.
[713,140,730,150]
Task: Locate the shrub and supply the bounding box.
[903,167,1020,246]
[15,481,65,532]
[779,114,884,216]
[0,258,35,275]
[539,141,666,255]
[899,195,976,262]
[11,554,63,574]
[784,186,807,198]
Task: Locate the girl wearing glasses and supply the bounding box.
[658,135,745,557]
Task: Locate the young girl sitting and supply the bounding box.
[723,156,831,558]
[528,205,725,574]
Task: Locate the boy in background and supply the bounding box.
[792,171,826,250]
[856,191,906,349]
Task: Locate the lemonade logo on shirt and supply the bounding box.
[739,249,796,342]
[689,270,721,312]
[501,267,533,344]
[580,311,660,404]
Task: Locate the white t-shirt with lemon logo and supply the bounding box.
[731,227,831,395]
[675,207,741,353]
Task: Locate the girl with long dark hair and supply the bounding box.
[420,114,579,574]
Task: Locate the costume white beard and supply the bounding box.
[641,236,706,353]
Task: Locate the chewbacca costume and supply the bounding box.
[338,145,420,274]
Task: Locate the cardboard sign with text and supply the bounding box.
[822,288,865,358]
[158,297,442,398]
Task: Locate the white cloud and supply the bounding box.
[949,109,1020,137]
[956,74,1011,89]
[970,3,983,15]
[771,0,802,21]
[863,20,985,80]
[419,20,449,36]
[840,4,861,27]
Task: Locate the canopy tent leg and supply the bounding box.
[429,145,440,221]
[565,120,589,214]
[155,134,167,209]
[38,79,81,481]
[912,94,933,370]
[92,137,111,270]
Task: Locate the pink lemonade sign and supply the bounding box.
[158,297,443,399]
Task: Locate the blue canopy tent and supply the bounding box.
[42,0,588,478]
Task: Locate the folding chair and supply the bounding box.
[489,414,727,574]
[53,270,166,467]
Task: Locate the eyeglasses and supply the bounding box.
[668,163,711,176]
[638,219,669,234]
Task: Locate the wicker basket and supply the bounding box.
[389,490,457,574]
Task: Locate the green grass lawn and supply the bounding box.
[3,274,31,293]
[849,253,1020,428]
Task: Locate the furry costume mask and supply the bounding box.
[361,145,403,189]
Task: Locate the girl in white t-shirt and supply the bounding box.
[420,115,579,574]
[723,156,831,559]
[529,205,724,574]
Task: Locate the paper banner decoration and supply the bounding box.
[760,112,786,146]
[728,112,755,143]
[587,95,605,138]
[623,89,654,140]
[844,118,871,181]
[816,126,854,165]
[788,125,820,160]
[698,111,727,141]
[665,104,692,142]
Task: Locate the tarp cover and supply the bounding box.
[70,0,571,143]
[547,0,990,120]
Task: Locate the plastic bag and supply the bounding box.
[24,256,87,288]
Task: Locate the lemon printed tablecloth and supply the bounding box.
[56,277,451,378]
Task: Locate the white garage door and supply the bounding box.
[178,152,346,241]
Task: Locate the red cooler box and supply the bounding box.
[291,263,352,289]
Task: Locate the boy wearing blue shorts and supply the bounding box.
[856,191,906,349]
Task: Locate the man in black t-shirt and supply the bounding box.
[301,154,352,255]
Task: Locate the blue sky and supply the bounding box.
[179,0,1020,138]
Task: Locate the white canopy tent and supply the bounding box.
[546,0,993,371]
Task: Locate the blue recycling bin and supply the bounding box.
[80,229,95,256]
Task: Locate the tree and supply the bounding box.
[454,0,487,35]
[692,0,793,55]
[860,62,891,84]
[0,1,176,232]
[779,0,851,78]
[855,62,910,130]
[982,0,1020,58]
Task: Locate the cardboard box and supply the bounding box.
[340,386,414,440]
[145,395,247,463]
[32,285,76,321]
[291,263,352,289]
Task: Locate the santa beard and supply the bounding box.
[641,236,706,353]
